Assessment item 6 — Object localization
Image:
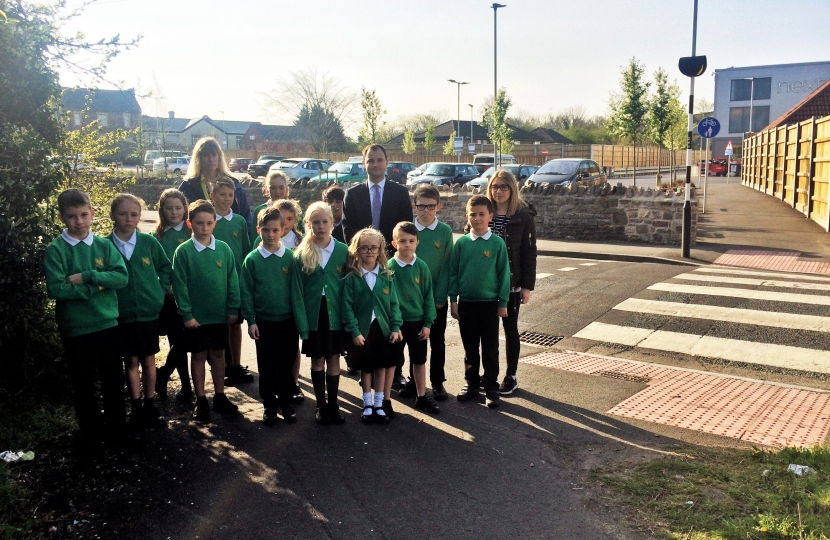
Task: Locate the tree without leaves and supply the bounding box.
[402,130,416,154]
[608,58,650,186]
[358,87,386,145]
[264,69,355,153]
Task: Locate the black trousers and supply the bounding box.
[458,300,500,393]
[62,326,125,436]
[503,291,522,377]
[428,303,449,384]
[396,320,428,368]
[254,318,299,410]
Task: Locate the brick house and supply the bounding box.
[240,124,312,153]
[61,88,142,132]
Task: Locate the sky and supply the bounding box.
[58,0,830,133]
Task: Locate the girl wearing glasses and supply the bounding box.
[486,170,538,396]
[342,228,403,425]
[292,202,349,425]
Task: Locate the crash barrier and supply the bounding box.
[742,115,830,231]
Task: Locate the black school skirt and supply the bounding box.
[301,297,344,359]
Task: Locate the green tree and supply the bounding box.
[483,88,514,158]
[296,103,349,152]
[608,58,651,186]
[402,130,416,154]
[648,68,684,184]
[443,130,456,155]
[358,87,386,145]
[423,123,436,156]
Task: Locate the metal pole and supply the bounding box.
[703,137,709,213]
[681,0,698,259]
[492,4,505,169]
[457,83,461,163]
[749,78,754,133]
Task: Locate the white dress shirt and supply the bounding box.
[193,235,216,252]
[393,253,417,267]
[217,209,234,221]
[314,237,336,295]
[111,230,137,260]
[414,217,439,231]
[362,264,379,322]
[61,229,94,247]
[282,229,298,249]
[470,230,493,241]
[258,244,286,259]
[165,221,185,232]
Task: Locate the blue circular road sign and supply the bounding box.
[697,117,720,138]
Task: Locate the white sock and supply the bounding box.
[373,391,384,409]
[363,392,372,407]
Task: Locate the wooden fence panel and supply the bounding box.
[784,124,798,207]
[797,119,813,216]
[771,128,782,198]
[813,117,830,230]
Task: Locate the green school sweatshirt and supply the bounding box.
[414,220,454,306]
[44,233,129,337]
[387,256,437,328]
[240,246,295,325]
[158,225,191,261]
[291,240,349,340]
[448,233,511,308]
[252,202,269,224]
[171,237,240,324]
[341,269,403,339]
[107,232,172,323]
[214,213,251,271]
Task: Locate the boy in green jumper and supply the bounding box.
[108,194,172,430]
[240,207,299,425]
[449,195,510,408]
[390,222,440,413]
[172,200,241,422]
[210,178,253,386]
[409,184,454,401]
[44,189,129,442]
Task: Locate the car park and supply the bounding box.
[153,156,190,174]
[526,158,607,188]
[467,164,539,189]
[144,150,188,170]
[406,162,479,186]
[247,156,285,178]
[386,161,416,183]
[407,162,433,181]
[229,158,253,172]
[311,162,368,184]
[270,158,333,181]
[472,153,517,174]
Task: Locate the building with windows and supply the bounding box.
[712,61,830,156]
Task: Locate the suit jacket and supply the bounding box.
[343,179,413,251]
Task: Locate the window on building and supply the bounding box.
[234,135,243,147]
[249,135,255,140]
[73,112,82,126]
[96,113,108,127]
[728,105,771,133]
[192,134,200,147]
[123,113,131,128]
[730,77,771,101]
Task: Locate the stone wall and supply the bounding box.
[126,178,696,245]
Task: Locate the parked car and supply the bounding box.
[153,156,190,174]
[144,150,188,170]
[698,159,728,176]
[347,156,364,163]
[386,161,416,183]
[467,164,539,189]
[247,155,285,178]
[526,158,607,188]
[407,162,479,186]
[270,158,333,181]
[229,158,254,172]
[472,153,517,175]
[407,162,434,181]
[311,162,368,184]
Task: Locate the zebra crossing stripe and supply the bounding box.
[674,273,830,292]
[614,298,830,333]
[693,267,830,283]
[648,282,830,306]
[573,321,830,374]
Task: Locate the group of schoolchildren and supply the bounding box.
[45,151,511,443]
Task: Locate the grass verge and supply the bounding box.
[592,445,830,540]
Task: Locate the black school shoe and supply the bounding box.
[485,391,501,408]
[212,393,239,415]
[360,406,374,424]
[225,365,255,386]
[415,394,440,414]
[193,397,211,423]
[381,399,395,420]
[432,382,448,401]
[262,408,279,426]
[143,401,167,429]
[373,407,391,425]
[280,404,298,424]
[457,383,480,402]
[397,379,416,398]
[176,389,193,402]
[499,376,518,395]
[128,409,145,432]
[315,406,330,425]
[291,384,305,403]
[391,373,407,391]
[328,403,346,425]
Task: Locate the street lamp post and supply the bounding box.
[492,3,505,169]
[680,0,701,259]
[448,79,468,162]
[468,103,474,154]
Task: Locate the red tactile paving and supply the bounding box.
[712,250,830,275]
[519,351,830,447]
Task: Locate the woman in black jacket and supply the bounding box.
[486,169,537,395]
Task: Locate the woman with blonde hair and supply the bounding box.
[485,169,537,396]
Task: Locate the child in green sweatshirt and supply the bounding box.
[342,228,403,425]
[108,194,172,431]
[240,207,299,426]
[44,189,129,442]
[171,200,241,422]
[449,195,510,409]
[389,222,439,415]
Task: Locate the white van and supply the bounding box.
[473,153,517,174]
[144,150,188,170]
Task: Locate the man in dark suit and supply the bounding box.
[343,144,413,253]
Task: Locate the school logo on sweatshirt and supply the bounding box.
[142,257,151,266]
[383,287,390,295]
[434,241,441,249]
[414,276,421,284]
[178,238,185,244]
[483,251,491,258]
[217,260,223,269]
[335,266,343,274]
[282,266,289,275]
[95,257,104,268]
[233,231,239,238]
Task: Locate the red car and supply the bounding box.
[229,158,253,172]
[699,159,728,176]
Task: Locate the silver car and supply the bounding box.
[270,158,332,181]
